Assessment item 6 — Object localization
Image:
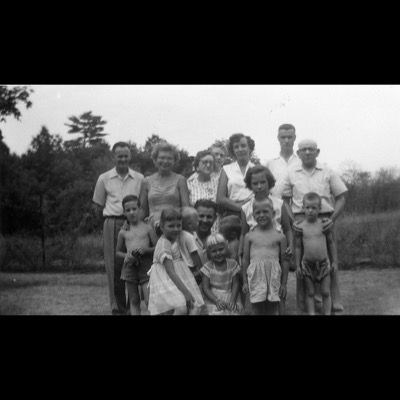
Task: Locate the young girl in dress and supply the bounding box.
[200,233,243,315]
[147,207,205,315]
[242,197,290,315]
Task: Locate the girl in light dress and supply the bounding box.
[147,207,204,315]
[200,233,243,315]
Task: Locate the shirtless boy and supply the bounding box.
[294,192,338,315]
[116,195,158,315]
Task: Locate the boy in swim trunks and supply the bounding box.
[116,195,158,315]
[294,192,338,315]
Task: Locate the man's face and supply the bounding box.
[278,129,296,152]
[113,146,131,170]
[297,141,319,168]
[196,206,216,235]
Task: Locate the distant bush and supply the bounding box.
[336,211,400,269]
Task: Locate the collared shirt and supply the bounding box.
[265,154,302,198]
[93,167,145,217]
[193,231,208,265]
[223,161,254,203]
[187,175,219,207]
[281,160,348,214]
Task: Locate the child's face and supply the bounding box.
[303,199,321,220]
[253,203,274,227]
[250,172,270,197]
[123,200,140,224]
[189,214,199,232]
[161,218,182,241]
[208,243,228,265]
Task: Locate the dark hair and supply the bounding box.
[193,199,218,214]
[278,124,296,133]
[159,207,182,227]
[244,165,276,190]
[151,141,180,163]
[219,215,241,241]
[252,196,274,212]
[228,133,255,158]
[112,142,131,152]
[193,150,214,170]
[122,194,140,209]
[303,192,322,206]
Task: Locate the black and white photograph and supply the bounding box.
[1,84,399,315]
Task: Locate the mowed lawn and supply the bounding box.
[1,268,400,315]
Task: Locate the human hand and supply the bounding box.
[121,220,130,231]
[227,302,238,312]
[292,221,303,234]
[322,218,333,233]
[184,292,195,310]
[279,285,287,301]
[124,253,136,264]
[283,246,293,260]
[215,298,227,311]
[295,266,302,279]
[135,247,146,255]
[242,282,249,294]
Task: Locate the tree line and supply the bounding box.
[1,85,399,241]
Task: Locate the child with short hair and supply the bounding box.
[147,207,205,315]
[242,197,290,315]
[200,233,243,315]
[219,215,242,262]
[181,206,205,285]
[294,192,338,315]
[116,195,158,315]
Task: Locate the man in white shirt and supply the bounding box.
[266,124,302,198]
[93,142,145,315]
[281,139,347,315]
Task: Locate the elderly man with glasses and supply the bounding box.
[281,139,347,315]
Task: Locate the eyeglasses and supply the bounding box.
[298,147,317,153]
[200,160,214,166]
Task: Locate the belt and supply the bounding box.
[104,215,125,220]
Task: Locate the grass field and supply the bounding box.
[1,268,399,315]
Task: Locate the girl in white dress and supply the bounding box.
[147,207,205,315]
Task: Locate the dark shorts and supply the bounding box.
[121,253,153,285]
[301,259,331,283]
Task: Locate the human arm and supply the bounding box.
[238,209,249,263]
[326,230,338,274]
[279,234,289,301]
[227,273,240,312]
[140,179,150,221]
[241,234,251,294]
[116,231,135,264]
[216,168,243,213]
[178,175,190,208]
[163,258,195,309]
[294,229,303,279]
[281,203,293,259]
[201,273,227,311]
[322,192,348,232]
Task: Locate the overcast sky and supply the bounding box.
[2,84,400,174]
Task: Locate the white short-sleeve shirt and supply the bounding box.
[223,161,254,203]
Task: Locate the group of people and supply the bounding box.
[92,123,348,316]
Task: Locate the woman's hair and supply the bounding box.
[209,140,228,155]
[206,233,228,250]
[244,165,276,190]
[193,149,214,170]
[219,215,242,241]
[159,207,182,227]
[151,141,180,163]
[228,133,255,157]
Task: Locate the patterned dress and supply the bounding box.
[200,258,243,315]
[147,235,205,315]
[187,175,220,234]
